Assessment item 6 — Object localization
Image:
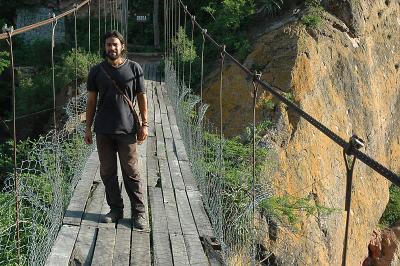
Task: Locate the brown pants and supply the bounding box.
[96,133,145,214]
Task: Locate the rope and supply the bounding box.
[182,6,187,86]
[104,0,106,33]
[98,0,101,54]
[74,4,78,134]
[219,45,225,180]
[188,15,195,91]
[0,0,90,40]
[88,0,91,52]
[176,0,180,89]
[4,25,21,265]
[200,29,206,104]
[51,14,58,131]
[251,71,261,265]
[176,0,400,186]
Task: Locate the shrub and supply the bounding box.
[0,51,9,73]
[380,185,400,227]
[302,0,324,28]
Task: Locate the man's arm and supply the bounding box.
[84,91,97,144]
[137,92,148,142]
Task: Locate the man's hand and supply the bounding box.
[137,125,148,143]
[84,129,93,144]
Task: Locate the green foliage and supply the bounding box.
[380,185,400,226]
[0,51,9,73]
[172,27,197,63]
[58,48,101,83]
[260,98,275,111]
[302,0,324,28]
[259,194,335,228]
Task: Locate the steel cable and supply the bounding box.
[74,5,78,134]
[176,0,399,185]
[88,0,91,52]
[0,0,90,40]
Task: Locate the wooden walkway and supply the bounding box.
[45,64,218,265]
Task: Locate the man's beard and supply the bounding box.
[106,51,120,60]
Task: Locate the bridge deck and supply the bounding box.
[45,64,217,265]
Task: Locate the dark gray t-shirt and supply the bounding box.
[87,59,145,134]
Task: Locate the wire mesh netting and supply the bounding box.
[164,57,336,265]
[0,84,94,265]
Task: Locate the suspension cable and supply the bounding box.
[74,4,78,133]
[103,0,107,33]
[51,14,58,131]
[3,25,21,265]
[219,45,225,180]
[0,0,90,40]
[175,0,400,185]
[188,15,194,91]
[88,0,91,52]
[200,29,206,104]
[98,0,101,54]
[182,5,187,86]
[251,71,261,265]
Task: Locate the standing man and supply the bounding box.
[84,30,148,229]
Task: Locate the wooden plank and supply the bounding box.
[153,89,161,124]
[175,189,198,236]
[186,190,215,238]
[159,158,173,189]
[137,140,147,158]
[174,138,188,161]
[149,187,173,266]
[149,187,168,233]
[139,154,149,215]
[70,225,97,266]
[161,113,173,139]
[156,86,167,115]
[170,234,190,266]
[130,231,151,266]
[112,228,131,265]
[118,181,132,230]
[81,179,105,227]
[63,158,99,226]
[184,234,210,266]
[45,225,79,266]
[170,125,182,140]
[178,160,198,191]
[147,154,159,188]
[166,104,177,126]
[147,88,156,137]
[147,135,159,188]
[162,188,182,235]
[165,139,185,190]
[153,233,173,266]
[91,227,116,266]
[98,192,115,229]
[155,123,166,159]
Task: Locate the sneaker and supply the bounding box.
[133,213,146,229]
[102,211,123,223]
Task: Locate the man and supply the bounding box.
[84,30,148,229]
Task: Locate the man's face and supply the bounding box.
[105,37,124,60]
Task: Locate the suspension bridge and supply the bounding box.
[1,0,399,265]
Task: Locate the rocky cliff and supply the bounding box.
[203,0,400,264]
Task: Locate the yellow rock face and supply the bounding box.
[203,1,400,264]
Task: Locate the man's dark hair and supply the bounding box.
[102,30,127,58]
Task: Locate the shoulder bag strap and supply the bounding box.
[99,63,141,127]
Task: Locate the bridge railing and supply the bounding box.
[164,0,400,264]
[0,1,128,264]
